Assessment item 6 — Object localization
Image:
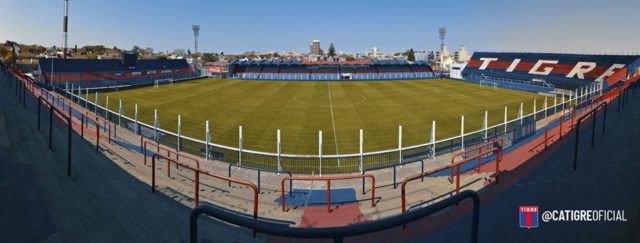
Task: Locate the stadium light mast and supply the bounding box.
[192,25,200,55]
[438,27,446,52]
[438,27,447,71]
[63,0,69,59]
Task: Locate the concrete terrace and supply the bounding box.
[2,66,639,242]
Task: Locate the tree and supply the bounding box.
[132,45,142,53]
[328,43,336,57]
[406,48,415,62]
[144,47,154,55]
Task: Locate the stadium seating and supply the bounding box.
[229,60,434,81]
[39,58,198,89]
[462,52,640,90]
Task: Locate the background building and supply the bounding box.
[310,40,321,55]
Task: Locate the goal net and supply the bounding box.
[154,78,174,88]
[479,80,497,90]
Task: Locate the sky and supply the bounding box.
[1,0,639,55]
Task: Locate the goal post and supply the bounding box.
[154,78,174,88]
[479,80,497,90]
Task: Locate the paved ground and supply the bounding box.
[2,69,638,242]
[0,76,261,242]
[338,86,640,242]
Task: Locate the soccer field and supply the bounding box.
[91,78,545,158]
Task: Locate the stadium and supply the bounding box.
[2,1,640,243]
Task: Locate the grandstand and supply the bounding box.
[38,53,198,89]
[462,52,640,92]
[229,59,434,80]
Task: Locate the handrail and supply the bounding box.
[228,163,292,193]
[37,96,73,177]
[543,108,576,149]
[281,174,376,212]
[403,147,501,213]
[190,190,480,243]
[151,153,257,218]
[362,159,424,189]
[143,139,199,167]
[573,101,608,170]
[450,138,503,178]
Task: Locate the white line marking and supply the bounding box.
[327,83,341,166]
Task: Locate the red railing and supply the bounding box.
[403,147,502,213]
[281,174,376,212]
[151,153,258,219]
[543,109,575,150]
[143,139,199,168]
[82,111,113,148]
[451,138,503,179]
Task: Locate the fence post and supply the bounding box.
[533,99,536,121]
[105,96,109,120]
[553,94,557,114]
[118,99,122,127]
[277,129,282,171]
[154,109,159,149]
[94,92,99,114]
[618,91,622,114]
[319,130,322,176]
[134,104,139,135]
[398,125,402,164]
[359,129,363,173]
[177,114,181,155]
[544,97,548,119]
[205,120,210,160]
[431,121,436,158]
[461,116,465,149]
[519,102,523,125]
[482,111,488,140]
[85,88,88,109]
[239,125,243,166]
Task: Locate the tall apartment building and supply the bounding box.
[310,40,321,55]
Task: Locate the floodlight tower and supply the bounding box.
[192,25,200,55]
[63,0,69,58]
[438,27,446,52]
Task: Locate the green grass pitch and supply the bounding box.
[92,78,544,157]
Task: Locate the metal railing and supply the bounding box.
[574,101,608,170]
[281,174,376,212]
[450,138,503,177]
[59,81,596,174]
[37,96,73,177]
[362,159,424,189]
[227,163,292,192]
[402,147,502,213]
[190,190,480,243]
[143,138,199,167]
[151,153,257,217]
